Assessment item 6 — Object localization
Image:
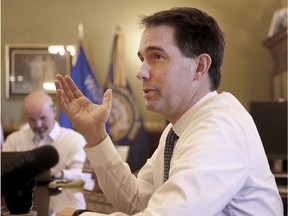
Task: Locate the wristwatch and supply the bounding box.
[72,209,92,216]
[54,170,63,179]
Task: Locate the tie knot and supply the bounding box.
[166,128,178,144]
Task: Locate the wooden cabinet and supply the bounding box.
[263,28,287,99]
[262,29,287,213]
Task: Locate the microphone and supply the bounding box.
[1,145,59,214]
[1,145,59,188]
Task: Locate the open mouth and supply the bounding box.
[144,89,150,94]
[143,88,157,98]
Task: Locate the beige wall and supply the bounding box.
[1,0,283,131]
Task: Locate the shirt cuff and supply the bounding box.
[84,135,120,167]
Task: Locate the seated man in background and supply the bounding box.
[3,91,86,180]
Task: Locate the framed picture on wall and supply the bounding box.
[5,44,76,98]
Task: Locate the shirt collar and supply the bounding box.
[48,122,60,141]
[173,91,218,137]
[32,122,59,143]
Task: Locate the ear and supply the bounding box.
[194,53,211,80]
[52,105,57,116]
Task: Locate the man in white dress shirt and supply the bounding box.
[3,91,86,180]
[55,7,283,216]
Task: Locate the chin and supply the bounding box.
[35,131,47,138]
[145,101,161,113]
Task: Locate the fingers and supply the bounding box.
[60,75,77,101]
[102,89,112,109]
[55,74,84,101]
[56,89,69,112]
[64,75,84,98]
[55,75,70,112]
[55,74,111,112]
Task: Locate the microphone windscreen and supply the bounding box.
[1,145,59,185]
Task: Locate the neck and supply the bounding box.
[167,88,211,124]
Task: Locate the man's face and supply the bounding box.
[137,25,198,121]
[26,104,56,139]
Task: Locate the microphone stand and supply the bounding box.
[3,178,37,215]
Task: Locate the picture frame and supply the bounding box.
[5,44,75,98]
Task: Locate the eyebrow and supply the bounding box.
[137,46,166,58]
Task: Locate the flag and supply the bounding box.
[0,118,3,149]
[59,45,106,130]
[105,33,150,172]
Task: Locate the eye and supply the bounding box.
[154,53,162,60]
[137,52,144,62]
[29,118,36,123]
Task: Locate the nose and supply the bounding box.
[34,119,43,128]
[136,62,150,81]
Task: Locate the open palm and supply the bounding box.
[55,74,112,145]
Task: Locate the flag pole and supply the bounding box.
[77,22,91,67]
[113,25,126,87]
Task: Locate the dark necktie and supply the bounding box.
[164,128,179,182]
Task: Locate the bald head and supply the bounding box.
[24,91,54,113]
[24,91,56,138]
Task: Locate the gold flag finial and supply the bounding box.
[78,23,84,41]
[116,25,122,33]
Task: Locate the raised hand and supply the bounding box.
[55,74,112,147]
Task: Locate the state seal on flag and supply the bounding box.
[109,86,137,142]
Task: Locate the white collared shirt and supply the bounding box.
[84,91,283,216]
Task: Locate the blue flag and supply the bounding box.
[59,46,105,129]
[105,34,150,172]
